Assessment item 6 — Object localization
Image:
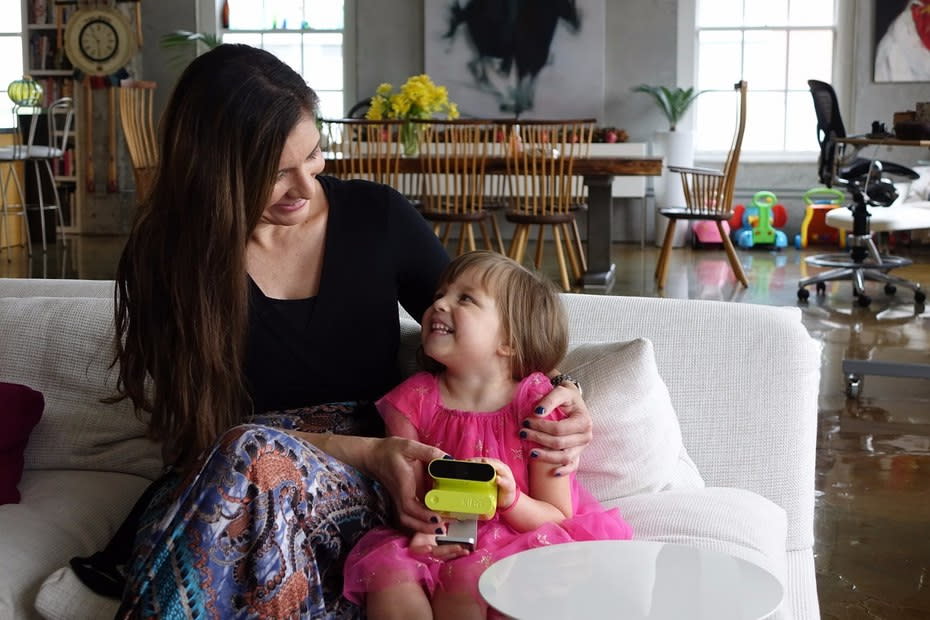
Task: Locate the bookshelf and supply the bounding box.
[21,0,81,234]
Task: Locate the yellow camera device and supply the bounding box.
[424,459,498,521]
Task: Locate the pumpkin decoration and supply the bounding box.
[8,76,43,106]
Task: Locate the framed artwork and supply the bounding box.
[874,0,930,83]
[424,0,605,119]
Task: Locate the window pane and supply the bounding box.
[266,0,304,29]
[788,0,834,26]
[307,0,344,29]
[0,36,23,86]
[787,30,832,89]
[744,30,786,90]
[698,31,742,90]
[303,33,342,90]
[744,0,787,27]
[745,91,786,150]
[316,90,343,120]
[695,92,737,151]
[227,0,264,29]
[785,91,817,151]
[1,0,21,32]
[697,0,743,27]
[222,32,262,47]
[263,32,303,73]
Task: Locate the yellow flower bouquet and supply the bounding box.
[366,74,459,155]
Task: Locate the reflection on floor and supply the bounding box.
[2,237,929,618]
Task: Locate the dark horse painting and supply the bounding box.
[443,0,582,115]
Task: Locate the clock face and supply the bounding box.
[79,20,118,62]
[64,7,137,76]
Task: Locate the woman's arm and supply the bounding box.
[477,457,572,533]
[521,381,593,476]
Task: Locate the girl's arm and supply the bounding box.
[477,457,573,533]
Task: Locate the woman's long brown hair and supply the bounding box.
[110,45,320,469]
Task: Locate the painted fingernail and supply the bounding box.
[435,528,444,535]
[534,406,546,415]
[522,420,531,428]
[530,450,539,458]
[430,516,439,524]
[519,430,528,439]
[555,472,563,477]
[443,454,454,459]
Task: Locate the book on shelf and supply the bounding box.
[31,0,48,25]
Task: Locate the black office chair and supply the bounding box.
[798,80,925,307]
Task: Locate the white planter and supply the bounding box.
[652,130,694,248]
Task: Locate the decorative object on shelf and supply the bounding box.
[7,76,43,106]
[633,84,704,132]
[365,75,459,155]
[63,4,138,77]
[592,126,629,143]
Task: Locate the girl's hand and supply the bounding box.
[522,383,593,476]
[408,531,470,561]
[470,457,518,510]
[365,436,447,534]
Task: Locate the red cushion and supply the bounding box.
[0,382,44,505]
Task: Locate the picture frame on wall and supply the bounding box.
[874,0,930,82]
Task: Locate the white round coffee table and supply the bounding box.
[478,540,783,619]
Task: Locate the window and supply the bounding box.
[0,0,25,129]
[692,0,836,154]
[223,0,346,119]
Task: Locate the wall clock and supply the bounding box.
[63,6,138,77]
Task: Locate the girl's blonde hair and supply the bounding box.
[426,251,568,379]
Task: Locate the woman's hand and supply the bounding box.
[470,457,517,509]
[522,384,593,476]
[365,436,447,534]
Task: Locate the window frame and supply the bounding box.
[678,0,849,162]
[0,0,25,130]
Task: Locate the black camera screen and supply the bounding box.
[429,459,495,482]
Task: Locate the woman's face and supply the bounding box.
[260,113,326,225]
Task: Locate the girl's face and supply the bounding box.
[422,268,510,372]
[260,113,326,226]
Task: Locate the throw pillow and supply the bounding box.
[563,338,704,502]
[0,382,44,505]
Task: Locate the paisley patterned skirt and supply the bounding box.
[117,404,390,620]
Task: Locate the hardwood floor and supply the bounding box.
[2,235,929,619]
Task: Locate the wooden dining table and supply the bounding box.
[325,154,663,290]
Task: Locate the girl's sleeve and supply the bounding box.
[520,372,566,423]
[375,372,436,437]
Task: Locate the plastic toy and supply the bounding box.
[794,187,844,249]
[424,458,498,521]
[691,220,730,247]
[731,191,788,249]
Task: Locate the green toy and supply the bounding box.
[424,458,498,521]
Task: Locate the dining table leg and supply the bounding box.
[580,174,616,290]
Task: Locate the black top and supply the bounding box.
[244,175,449,414]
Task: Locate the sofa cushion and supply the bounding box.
[0,383,44,505]
[35,567,120,620]
[0,469,150,620]
[564,339,704,502]
[0,297,162,479]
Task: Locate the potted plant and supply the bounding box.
[632,85,703,131]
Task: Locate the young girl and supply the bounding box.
[343,251,632,618]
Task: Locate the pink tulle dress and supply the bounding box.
[342,371,633,604]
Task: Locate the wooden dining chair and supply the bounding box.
[505,119,595,291]
[118,80,158,203]
[416,119,498,256]
[321,118,406,187]
[655,81,749,290]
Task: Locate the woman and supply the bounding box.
[112,44,593,618]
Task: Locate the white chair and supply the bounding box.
[0,97,74,255]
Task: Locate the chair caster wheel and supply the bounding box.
[845,374,861,399]
[857,294,871,307]
[916,290,926,304]
[797,288,810,301]
[884,284,896,296]
[815,282,826,294]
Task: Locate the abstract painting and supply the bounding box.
[874,0,930,82]
[424,0,605,118]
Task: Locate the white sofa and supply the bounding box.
[0,278,821,619]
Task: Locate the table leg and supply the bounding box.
[581,174,615,290]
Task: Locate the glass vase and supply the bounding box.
[401,121,419,156]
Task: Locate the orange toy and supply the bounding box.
[798,187,844,248]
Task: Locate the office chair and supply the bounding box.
[798,80,926,307]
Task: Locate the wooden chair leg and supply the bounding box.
[718,220,749,287]
[441,223,452,245]
[478,218,494,251]
[655,218,677,289]
[509,224,527,263]
[489,212,505,254]
[456,222,467,256]
[562,223,582,280]
[465,223,477,252]
[534,224,545,269]
[571,218,587,272]
[552,225,571,292]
